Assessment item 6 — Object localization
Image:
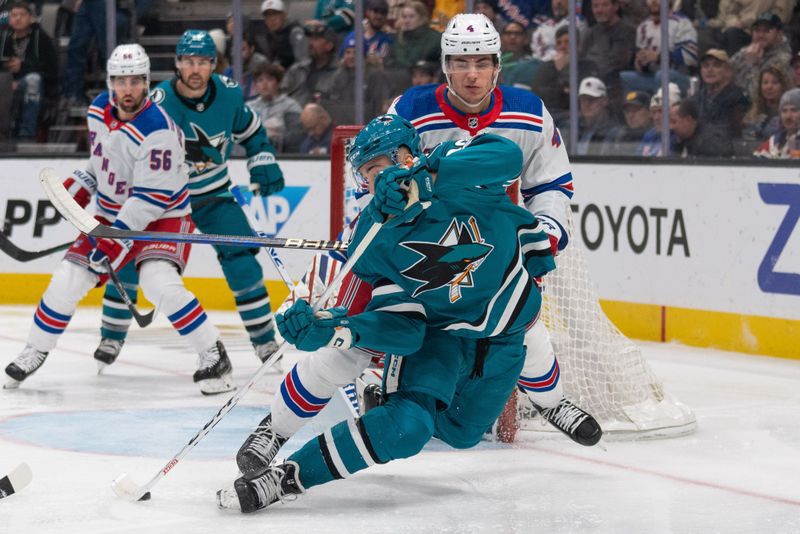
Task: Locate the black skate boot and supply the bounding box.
[94,338,124,372]
[4,345,49,389]
[532,398,602,446]
[253,340,280,363]
[237,414,288,480]
[193,340,235,395]
[217,461,305,513]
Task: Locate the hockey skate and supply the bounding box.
[194,340,235,395]
[237,414,288,480]
[253,340,280,363]
[4,345,49,389]
[532,397,603,446]
[217,461,304,513]
[94,338,124,373]
[355,367,384,414]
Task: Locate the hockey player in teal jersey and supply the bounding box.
[216,114,556,513]
[94,30,285,370]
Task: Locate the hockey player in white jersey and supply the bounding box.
[383,13,600,443]
[3,44,235,395]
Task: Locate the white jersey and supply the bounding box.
[388,83,574,251]
[530,15,585,61]
[636,13,698,68]
[84,92,191,230]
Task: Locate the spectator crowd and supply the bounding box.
[1,0,799,159]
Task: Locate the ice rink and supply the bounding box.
[0,305,798,533]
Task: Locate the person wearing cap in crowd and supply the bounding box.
[208,28,230,74]
[705,0,795,56]
[575,76,623,156]
[387,0,441,70]
[637,83,682,157]
[790,51,800,89]
[754,87,800,159]
[410,59,439,86]
[689,48,750,137]
[731,11,793,102]
[324,33,391,124]
[309,0,355,34]
[343,0,393,67]
[613,90,653,155]
[498,21,539,87]
[256,0,308,70]
[0,0,58,141]
[578,0,637,107]
[223,33,268,100]
[282,23,339,106]
[248,62,304,153]
[530,25,599,127]
[670,98,733,158]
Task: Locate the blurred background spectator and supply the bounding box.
[473,0,503,29]
[638,83,682,157]
[575,76,623,155]
[792,51,800,87]
[282,23,338,106]
[0,0,57,142]
[620,0,697,96]
[730,12,793,101]
[256,0,307,70]
[248,62,303,153]
[754,87,800,158]
[209,28,229,74]
[742,65,792,141]
[670,98,734,157]
[344,0,392,67]
[299,101,334,154]
[614,90,653,154]
[701,1,795,56]
[498,20,538,87]
[387,0,440,69]
[410,59,439,86]
[579,0,637,107]
[223,32,266,100]
[689,49,750,138]
[530,0,585,62]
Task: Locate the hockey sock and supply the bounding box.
[139,260,219,352]
[28,261,97,352]
[232,281,274,345]
[519,321,563,408]
[100,261,139,341]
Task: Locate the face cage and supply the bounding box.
[350,146,401,194]
[107,75,150,113]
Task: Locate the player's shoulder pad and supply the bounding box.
[129,101,173,140]
[214,74,242,94]
[498,84,544,116]
[150,79,173,105]
[90,91,111,111]
[392,83,441,120]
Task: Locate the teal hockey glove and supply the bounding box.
[276,300,354,352]
[248,152,285,195]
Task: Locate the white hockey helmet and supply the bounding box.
[106,43,151,103]
[440,13,501,71]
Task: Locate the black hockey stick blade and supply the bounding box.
[103,259,155,328]
[40,168,348,252]
[0,232,71,262]
[0,462,32,499]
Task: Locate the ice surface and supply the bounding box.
[0,306,798,533]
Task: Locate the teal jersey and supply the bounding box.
[151,74,277,196]
[347,134,556,355]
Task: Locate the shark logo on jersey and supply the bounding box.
[184,123,229,174]
[400,217,493,302]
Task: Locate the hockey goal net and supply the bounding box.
[330,126,697,441]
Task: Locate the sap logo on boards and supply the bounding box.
[2,199,62,238]
[245,186,309,235]
[758,183,800,297]
[570,203,690,257]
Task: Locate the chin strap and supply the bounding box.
[443,69,500,112]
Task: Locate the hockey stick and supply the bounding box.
[231,185,361,418]
[110,220,383,502]
[39,168,347,252]
[0,232,72,262]
[0,462,32,499]
[102,258,156,328]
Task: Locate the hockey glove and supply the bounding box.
[536,215,565,257]
[63,170,97,209]
[276,300,354,352]
[88,237,133,274]
[371,159,433,223]
[248,152,285,196]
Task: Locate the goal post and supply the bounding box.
[329,125,696,440]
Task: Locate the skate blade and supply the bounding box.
[3,377,21,389]
[96,361,108,375]
[216,487,241,510]
[198,373,236,395]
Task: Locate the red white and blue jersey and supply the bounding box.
[388,83,574,251]
[85,92,191,230]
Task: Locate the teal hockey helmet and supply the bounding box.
[347,114,421,193]
[176,29,217,59]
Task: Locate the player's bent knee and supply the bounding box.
[47,261,98,306]
[434,417,485,449]
[138,259,183,305]
[361,392,435,461]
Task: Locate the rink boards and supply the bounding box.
[0,158,798,359]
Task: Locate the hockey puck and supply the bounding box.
[139,492,151,501]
